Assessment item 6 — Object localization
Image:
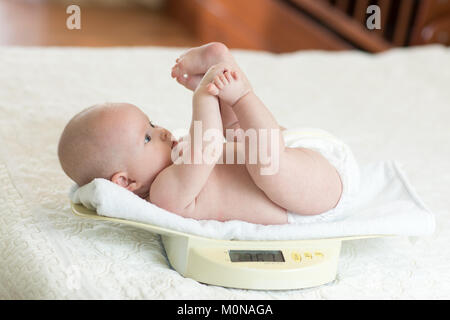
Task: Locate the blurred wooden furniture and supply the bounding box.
[168,0,450,53]
[0,0,199,47]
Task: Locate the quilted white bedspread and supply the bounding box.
[0,45,449,299]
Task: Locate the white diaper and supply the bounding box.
[282,128,360,224]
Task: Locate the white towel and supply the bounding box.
[70,159,435,240]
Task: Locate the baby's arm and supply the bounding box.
[149,67,224,216]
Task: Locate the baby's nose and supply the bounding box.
[160,129,169,141]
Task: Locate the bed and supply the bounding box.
[0,45,449,299]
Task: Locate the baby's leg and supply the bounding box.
[171,42,247,138]
[208,69,343,215]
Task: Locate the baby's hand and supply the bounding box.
[206,70,251,107]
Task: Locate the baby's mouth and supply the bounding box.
[171,140,178,149]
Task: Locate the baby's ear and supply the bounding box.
[111,172,141,192]
[111,172,131,188]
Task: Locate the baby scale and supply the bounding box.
[71,202,385,290]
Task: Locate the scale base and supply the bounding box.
[71,202,380,291]
[162,234,342,290]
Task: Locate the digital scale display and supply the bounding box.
[229,250,285,262]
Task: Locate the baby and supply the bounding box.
[58,42,343,225]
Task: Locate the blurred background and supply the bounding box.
[0,0,449,52]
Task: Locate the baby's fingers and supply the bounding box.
[224,71,233,82]
[207,83,220,96]
[219,73,228,85]
[214,76,224,89]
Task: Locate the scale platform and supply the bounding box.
[71,202,386,290]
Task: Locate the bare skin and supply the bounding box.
[59,43,342,225]
[151,43,342,222]
[152,61,289,224]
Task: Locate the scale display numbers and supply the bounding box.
[229,250,285,262]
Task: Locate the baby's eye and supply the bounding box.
[144,134,151,144]
[150,121,155,128]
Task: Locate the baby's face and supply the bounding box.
[107,104,177,196]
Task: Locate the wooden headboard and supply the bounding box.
[167,0,450,53]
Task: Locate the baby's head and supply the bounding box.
[58,102,176,198]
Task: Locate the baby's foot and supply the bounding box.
[171,42,232,91]
[206,70,251,107]
[174,73,203,91]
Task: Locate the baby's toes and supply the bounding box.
[171,60,186,78]
[171,64,179,78]
[175,74,189,89]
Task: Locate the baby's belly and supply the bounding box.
[194,163,288,225]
